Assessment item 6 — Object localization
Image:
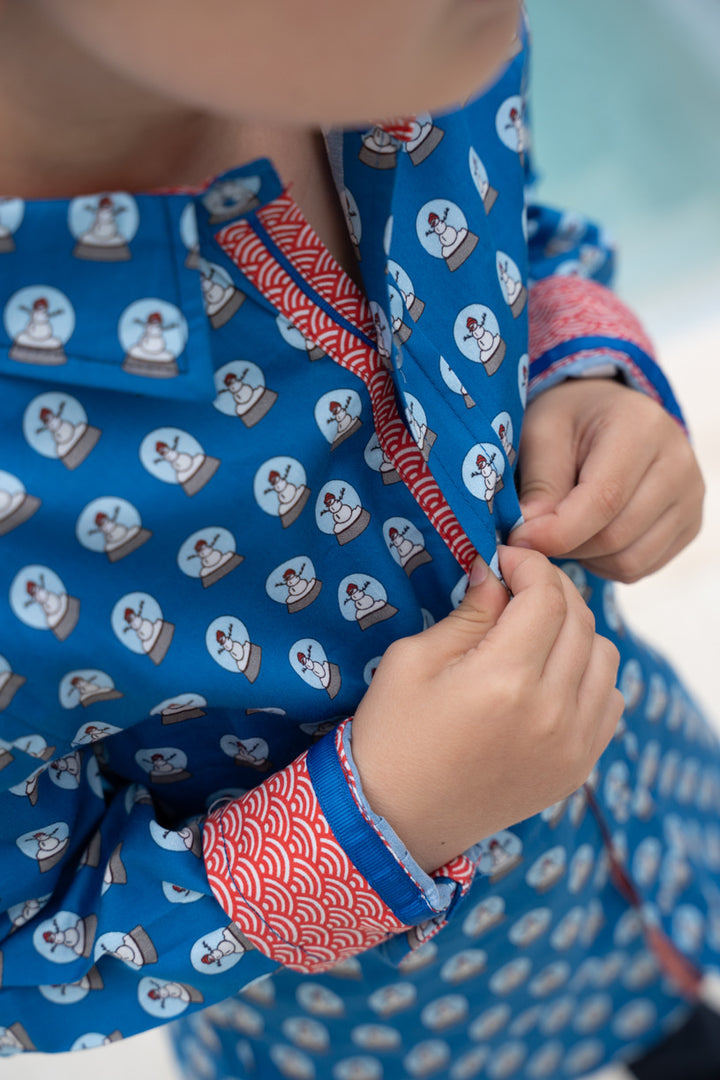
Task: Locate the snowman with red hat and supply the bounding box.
[123,309,179,378]
[73,194,131,261]
[10,296,67,365]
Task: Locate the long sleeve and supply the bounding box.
[0,719,474,1053]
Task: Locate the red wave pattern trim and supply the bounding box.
[203,749,410,973]
[215,194,477,574]
[528,277,659,401]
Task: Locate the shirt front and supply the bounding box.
[0,25,719,1080]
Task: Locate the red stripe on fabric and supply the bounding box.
[215,201,477,573]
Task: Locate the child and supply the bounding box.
[0,1,715,1077]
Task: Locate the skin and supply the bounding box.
[0,0,704,871]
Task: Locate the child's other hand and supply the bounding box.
[350,546,622,874]
[508,379,704,583]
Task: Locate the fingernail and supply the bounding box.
[469,557,488,587]
[511,538,533,549]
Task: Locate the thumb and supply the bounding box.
[509,407,576,546]
[426,556,510,655]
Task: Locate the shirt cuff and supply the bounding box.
[202,720,474,973]
[527,276,687,433]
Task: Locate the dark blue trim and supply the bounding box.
[247,217,378,353]
[306,729,440,925]
[530,335,685,426]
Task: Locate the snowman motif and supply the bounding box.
[183,531,243,588]
[221,735,272,772]
[202,176,261,224]
[424,204,478,272]
[318,484,371,545]
[340,575,398,631]
[496,97,527,165]
[385,519,432,576]
[342,188,362,263]
[0,656,26,716]
[140,977,204,1017]
[404,113,445,165]
[96,925,158,968]
[437,357,474,410]
[460,308,506,374]
[463,443,505,513]
[193,924,249,971]
[216,364,277,427]
[387,260,425,322]
[148,430,220,496]
[72,195,132,261]
[36,912,97,960]
[200,262,246,328]
[364,434,401,485]
[292,640,342,700]
[258,459,311,528]
[115,594,174,665]
[0,196,24,254]
[405,394,437,460]
[508,908,552,948]
[358,124,401,170]
[491,412,516,466]
[477,831,523,882]
[213,621,262,682]
[123,310,180,378]
[0,472,41,536]
[17,821,70,873]
[269,560,322,614]
[151,693,207,726]
[273,312,328,363]
[488,957,531,996]
[496,252,527,318]
[388,281,414,345]
[326,395,363,450]
[65,671,123,709]
[72,721,122,746]
[368,301,393,369]
[468,147,498,214]
[525,846,567,893]
[136,747,192,784]
[82,500,152,562]
[49,751,82,791]
[31,395,101,470]
[9,297,67,365]
[20,569,80,641]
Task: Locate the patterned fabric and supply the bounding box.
[1,18,719,1080]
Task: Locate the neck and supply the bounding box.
[0,4,361,282]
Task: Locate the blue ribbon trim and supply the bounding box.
[530,335,684,426]
[306,730,440,925]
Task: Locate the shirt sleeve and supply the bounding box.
[0,721,475,1052]
[203,718,478,972]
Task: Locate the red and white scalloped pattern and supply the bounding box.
[203,741,411,973]
[528,276,659,401]
[216,195,477,574]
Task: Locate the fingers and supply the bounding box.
[577,635,624,767]
[418,554,510,659]
[540,567,597,692]
[512,434,653,557]
[482,546,575,675]
[513,398,577,524]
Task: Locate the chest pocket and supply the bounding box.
[0,177,277,404]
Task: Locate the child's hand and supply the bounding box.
[508,378,704,582]
[350,546,623,874]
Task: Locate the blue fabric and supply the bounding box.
[1,19,719,1080]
